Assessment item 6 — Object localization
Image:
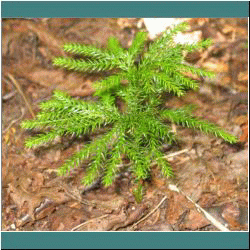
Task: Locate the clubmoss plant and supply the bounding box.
[21,23,237,199]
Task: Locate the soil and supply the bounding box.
[1,18,248,231]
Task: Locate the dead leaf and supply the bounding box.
[240,123,248,143]
[203,60,228,72]
[182,209,210,230]
[166,193,193,225]
[7,183,42,220]
[26,22,65,56]
[221,203,241,230]
[30,172,45,192]
[49,206,89,231]
[199,193,217,208]
[238,71,248,82]
[113,204,148,230]
[222,25,235,35]
[26,68,95,96]
[234,115,248,126]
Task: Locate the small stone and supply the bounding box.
[10,223,16,230]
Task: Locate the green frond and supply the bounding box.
[24,92,119,136]
[58,127,119,176]
[99,93,116,107]
[158,158,174,177]
[127,111,174,147]
[153,72,186,96]
[182,38,214,52]
[21,119,43,130]
[107,36,126,56]
[128,32,148,59]
[132,183,144,203]
[153,150,174,177]
[134,153,152,180]
[41,90,95,113]
[93,74,122,96]
[122,141,151,180]
[102,152,122,187]
[53,57,118,72]
[168,22,189,35]
[146,23,188,57]
[161,108,238,143]
[63,43,111,59]
[22,23,237,200]
[177,63,215,78]
[82,155,104,186]
[172,71,199,90]
[24,129,64,148]
[132,154,151,180]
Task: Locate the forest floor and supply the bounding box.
[2,18,248,231]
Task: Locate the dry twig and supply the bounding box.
[7,73,35,118]
[130,196,167,230]
[163,149,189,159]
[168,184,230,231]
[71,214,109,231]
[3,107,25,134]
[2,90,16,101]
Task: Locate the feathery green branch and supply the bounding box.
[22,22,237,201]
